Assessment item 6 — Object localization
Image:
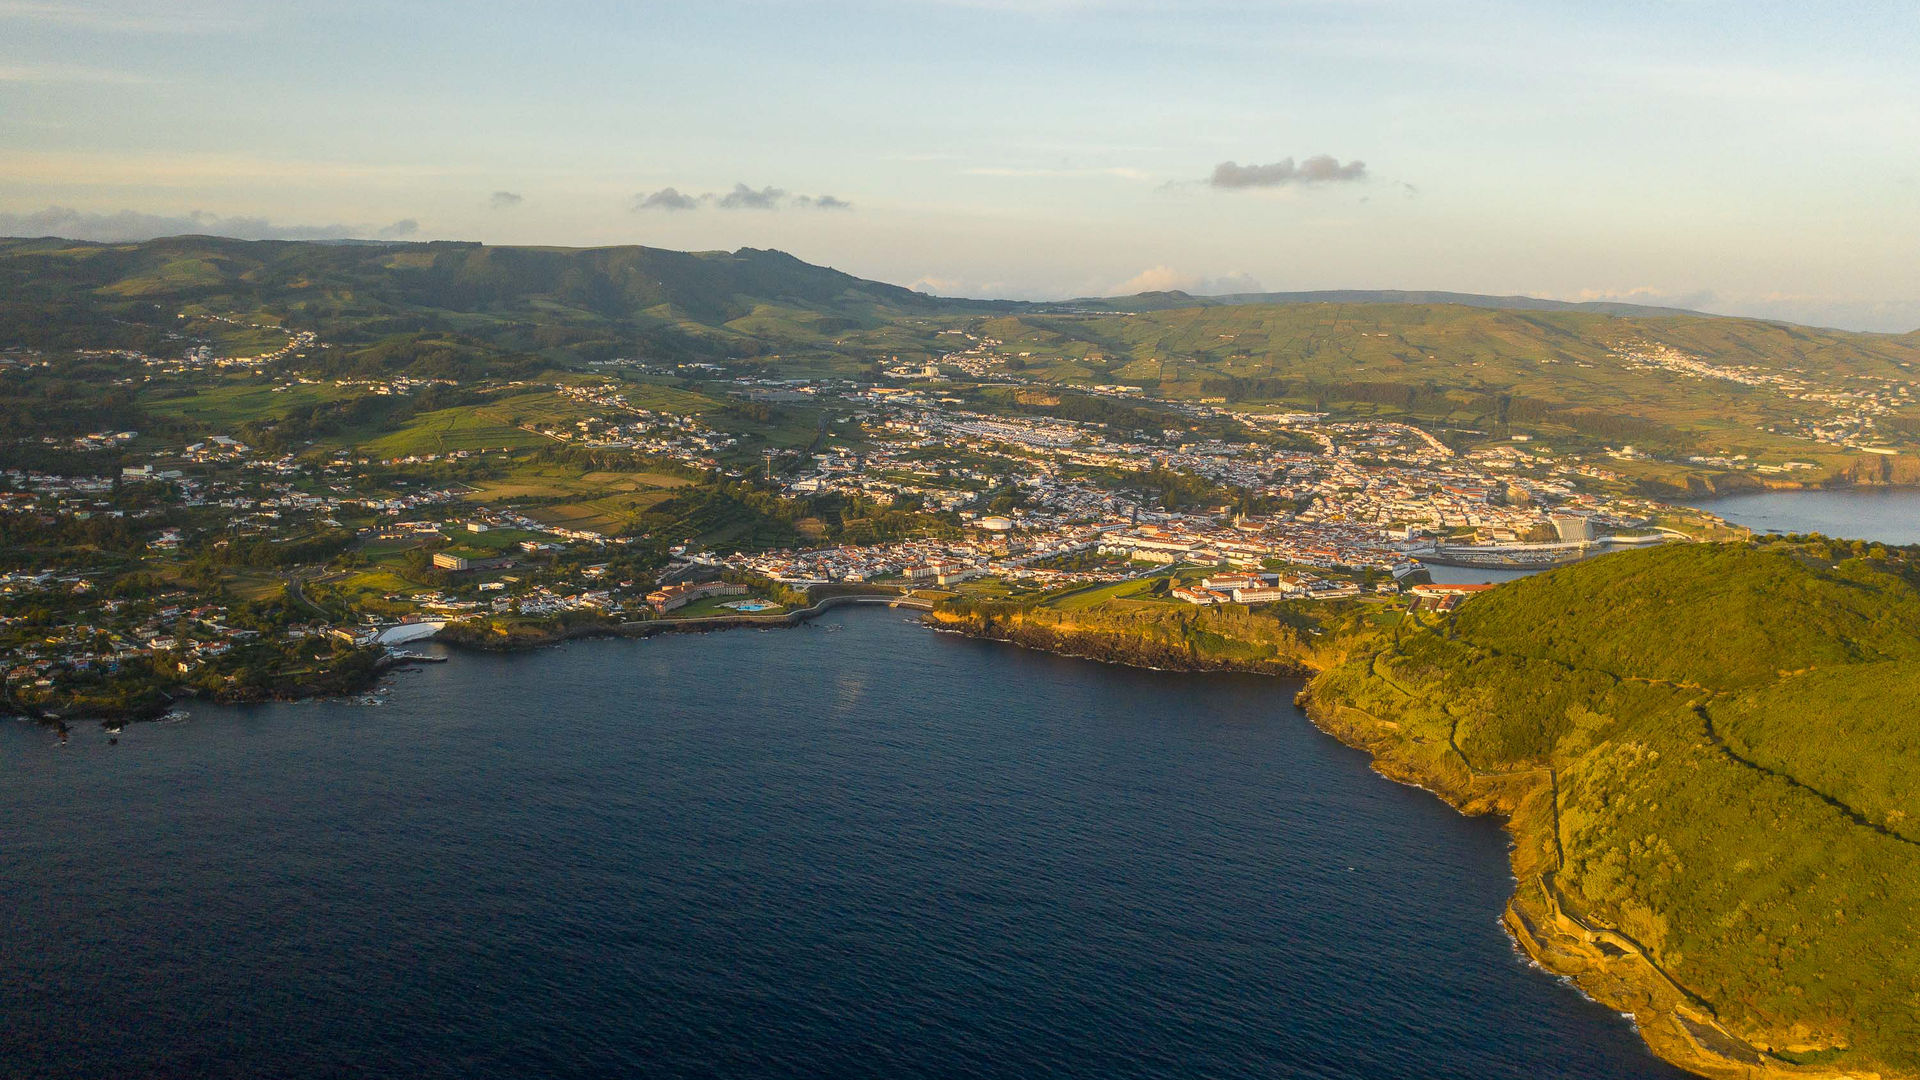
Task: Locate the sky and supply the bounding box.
[2,0,1917,331]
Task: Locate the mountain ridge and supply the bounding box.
[5,233,1901,334]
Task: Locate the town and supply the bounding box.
[3,305,1767,722]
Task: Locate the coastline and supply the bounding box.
[932,615,1885,1080]
[921,607,1317,677]
[1653,456,1920,498]
[1292,690,1835,1080]
[20,587,1901,1079]
[12,593,931,729]
[8,647,395,729]
[438,591,933,651]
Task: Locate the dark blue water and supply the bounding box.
[1689,487,1920,545]
[2,611,1690,1079]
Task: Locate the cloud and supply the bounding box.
[1209,155,1367,189]
[716,183,787,210]
[908,275,1044,300]
[794,194,852,211]
[632,187,700,212]
[1562,285,1721,312]
[1111,266,1264,296]
[489,190,523,209]
[630,184,855,212]
[909,276,966,295]
[0,205,416,242]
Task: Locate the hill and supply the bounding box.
[7,235,1920,483]
[970,300,1920,477]
[1302,540,1920,1078]
[0,235,1013,368]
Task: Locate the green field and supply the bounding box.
[11,234,1920,484]
[143,379,352,430]
[351,397,564,456]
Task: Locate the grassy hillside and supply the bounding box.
[1304,540,1920,1076]
[8,235,1920,482]
[929,573,1388,674]
[969,301,1920,476]
[988,302,1920,382]
[0,236,995,367]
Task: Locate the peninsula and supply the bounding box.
[932,538,1920,1079]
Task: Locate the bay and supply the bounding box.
[1688,487,1920,545]
[1,610,1691,1079]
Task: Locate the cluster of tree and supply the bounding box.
[634,476,957,553]
[194,528,356,570]
[526,445,703,483]
[718,569,811,609]
[0,507,157,567]
[0,362,146,441]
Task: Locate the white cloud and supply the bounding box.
[1111,265,1262,295]
[1558,285,1720,312]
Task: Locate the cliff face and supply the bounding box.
[939,544,1920,1079]
[1297,688,1798,1080]
[1831,452,1920,487]
[1297,542,1920,1080]
[926,603,1339,677]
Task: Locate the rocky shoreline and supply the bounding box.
[936,615,1876,1080]
[1652,456,1920,498]
[922,608,1315,677]
[8,647,423,729]
[1295,687,1884,1080]
[18,591,1896,1079]
[438,592,932,652]
[10,593,932,730]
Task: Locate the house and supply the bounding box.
[433,551,511,572]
